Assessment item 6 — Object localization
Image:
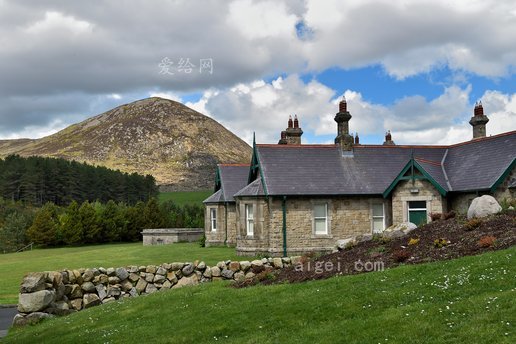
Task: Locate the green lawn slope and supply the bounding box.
[6,247,515,343]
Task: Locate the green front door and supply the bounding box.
[408,201,427,226]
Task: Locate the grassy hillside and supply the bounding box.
[158,190,212,206]
[0,243,253,305]
[6,247,515,343]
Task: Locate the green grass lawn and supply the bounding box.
[158,190,212,206]
[5,247,515,343]
[0,243,252,305]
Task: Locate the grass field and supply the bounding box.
[0,243,253,305]
[158,190,212,206]
[5,247,515,343]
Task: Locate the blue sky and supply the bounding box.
[0,0,514,145]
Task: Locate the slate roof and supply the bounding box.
[234,178,264,197]
[203,164,250,203]
[242,131,515,197]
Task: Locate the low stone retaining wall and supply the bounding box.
[14,256,302,326]
[142,228,204,245]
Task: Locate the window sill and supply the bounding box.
[311,234,332,239]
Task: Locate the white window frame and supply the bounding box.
[210,208,217,232]
[245,204,254,236]
[371,202,385,233]
[313,203,328,235]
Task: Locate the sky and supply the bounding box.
[0,0,515,145]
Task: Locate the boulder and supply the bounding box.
[121,279,133,291]
[245,272,255,279]
[69,284,83,299]
[221,269,234,279]
[145,283,158,294]
[197,261,206,270]
[153,274,166,284]
[203,267,212,278]
[182,263,194,276]
[83,293,101,309]
[96,284,107,300]
[251,260,263,268]
[211,266,221,277]
[467,195,502,219]
[161,280,172,290]
[13,312,54,327]
[167,272,178,284]
[18,290,55,313]
[234,271,245,282]
[128,273,140,283]
[106,268,116,276]
[135,279,148,293]
[81,282,96,293]
[156,267,167,276]
[272,258,283,269]
[228,261,240,272]
[146,266,157,274]
[291,256,302,265]
[20,272,46,293]
[108,276,121,285]
[383,222,417,238]
[172,274,199,289]
[107,286,121,298]
[129,287,139,297]
[82,269,95,282]
[239,261,251,272]
[216,261,226,269]
[115,268,129,281]
[70,298,83,311]
[170,262,184,271]
[336,237,357,250]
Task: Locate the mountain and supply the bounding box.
[0,97,252,190]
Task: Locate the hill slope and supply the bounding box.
[0,98,251,190]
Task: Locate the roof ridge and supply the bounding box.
[257,144,337,148]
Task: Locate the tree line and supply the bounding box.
[0,155,158,206]
[0,198,204,252]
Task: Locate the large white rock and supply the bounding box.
[383,222,417,238]
[467,195,502,219]
[18,290,55,313]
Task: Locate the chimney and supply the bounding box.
[469,101,489,139]
[278,130,287,145]
[383,130,395,145]
[334,96,354,151]
[284,115,303,144]
[354,133,360,145]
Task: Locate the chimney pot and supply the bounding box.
[339,95,347,113]
[288,115,293,128]
[355,133,360,145]
[294,115,299,128]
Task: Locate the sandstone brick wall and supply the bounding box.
[493,166,515,202]
[205,204,226,246]
[236,196,388,256]
[392,179,445,224]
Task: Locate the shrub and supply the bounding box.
[464,218,482,231]
[478,235,497,248]
[198,234,206,248]
[393,250,410,263]
[368,246,386,255]
[372,234,391,244]
[442,210,457,220]
[430,213,442,221]
[433,238,450,248]
[408,238,420,246]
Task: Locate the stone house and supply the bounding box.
[203,164,250,246]
[204,99,516,256]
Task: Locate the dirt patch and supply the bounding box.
[237,211,516,287]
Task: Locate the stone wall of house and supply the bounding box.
[14,256,302,326]
[449,193,478,215]
[392,179,445,224]
[235,197,271,255]
[493,166,515,203]
[205,204,239,247]
[236,196,387,256]
[205,204,226,246]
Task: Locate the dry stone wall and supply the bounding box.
[14,256,302,326]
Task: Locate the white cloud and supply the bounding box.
[148,92,182,102]
[25,11,93,35]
